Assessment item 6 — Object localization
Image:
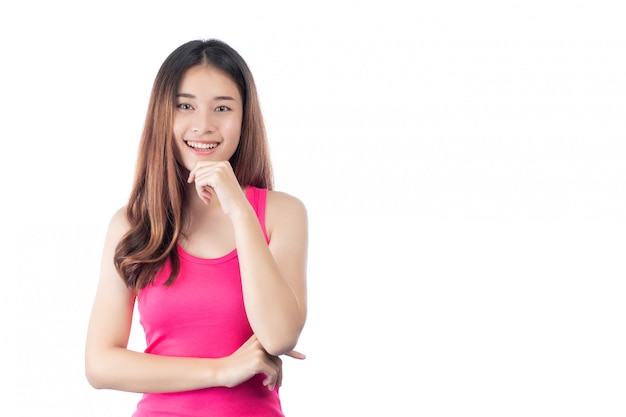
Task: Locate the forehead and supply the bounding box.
[178,65,241,100]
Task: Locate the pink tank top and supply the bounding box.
[132,186,283,417]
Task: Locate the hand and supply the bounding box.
[265,349,307,389]
[220,335,284,391]
[272,349,306,388]
[187,161,246,216]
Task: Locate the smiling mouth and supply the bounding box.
[185,140,219,150]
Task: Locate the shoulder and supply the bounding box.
[266,190,307,218]
[265,191,308,245]
[109,206,130,229]
[265,190,308,235]
[104,206,131,244]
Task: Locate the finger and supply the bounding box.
[201,186,213,198]
[284,350,306,360]
[276,361,283,388]
[187,164,203,183]
[268,371,279,391]
[200,191,212,205]
[266,355,282,390]
[188,161,217,183]
[262,366,279,391]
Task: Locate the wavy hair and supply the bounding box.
[115,39,273,290]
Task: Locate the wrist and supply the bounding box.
[204,357,227,388]
[212,356,238,388]
[228,201,256,224]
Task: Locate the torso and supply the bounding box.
[133,186,284,417]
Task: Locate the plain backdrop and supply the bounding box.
[0,1,624,416]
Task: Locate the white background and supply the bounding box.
[0,1,624,416]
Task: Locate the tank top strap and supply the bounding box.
[245,186,270,243]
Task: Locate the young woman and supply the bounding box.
[85,39,308,417]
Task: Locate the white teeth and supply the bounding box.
[186,141,218,149]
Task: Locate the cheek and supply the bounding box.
[225,117,243,140]
[172,118,184,140]
[171,126,188,166]
[172,141,187,169]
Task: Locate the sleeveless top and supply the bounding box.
[132,186,284,417]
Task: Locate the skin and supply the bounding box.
[85,65,308,394]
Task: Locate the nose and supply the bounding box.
[192,109,216,134]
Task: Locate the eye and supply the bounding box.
[177,103,193,110]
[215,105,231,112]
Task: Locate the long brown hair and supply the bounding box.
[115,39,273,290]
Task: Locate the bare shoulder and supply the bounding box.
[266,190,307,218]
[265,190,308,235]
[105,206,131,244]
[265,191,309,247]
[97,206,133,292]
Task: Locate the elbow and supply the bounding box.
[261,324,304,356]
[85,363,104,389]
[85,366,103,390]
[256,310,307,356]
[264,338,298,357]
[84,352,109,390]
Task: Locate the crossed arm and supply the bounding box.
[84,184,307,393]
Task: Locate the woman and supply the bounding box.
[85,39,308,417]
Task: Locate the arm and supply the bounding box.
[84,208,283,393]
[187,161,308,356]
[231,190,308,356]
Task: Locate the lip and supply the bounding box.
[184,139,221,155]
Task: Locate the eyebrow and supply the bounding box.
[176,93,237,101]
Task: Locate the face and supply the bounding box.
[173,65,243,171]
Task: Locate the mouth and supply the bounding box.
[184,140,219,151]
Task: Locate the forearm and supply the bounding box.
[85,347,222,393]
[231,209,305,355]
